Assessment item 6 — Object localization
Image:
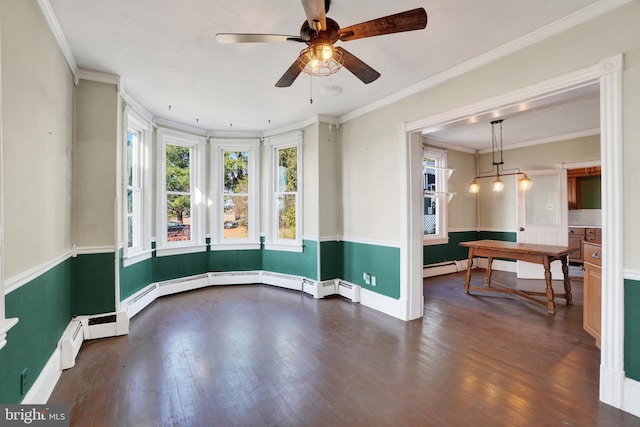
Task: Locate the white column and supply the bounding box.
[598,53,625,408]
[398,124,424,321]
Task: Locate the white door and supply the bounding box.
[517,169,568,279]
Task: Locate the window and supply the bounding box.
[210,139,260,249]
[423,147,450,245]
[122,108,152,265]
[157,128,206,255]
[266,132,302,251]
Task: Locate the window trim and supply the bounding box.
[156,128,206,257]
[122,107,153,266]
[265,131,303,252]
[423,147,450,246]
[210,138,261,250]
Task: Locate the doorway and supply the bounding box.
[400,55,624,408]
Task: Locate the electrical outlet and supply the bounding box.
[363,272,371,285]
[371,276,377,286]
[20,368,27,395]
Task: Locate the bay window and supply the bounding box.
[265,131,302,251]
[123,107,152,265]
[157,128,206,255]
[210,139,260,249]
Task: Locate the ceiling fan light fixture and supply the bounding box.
[298,43,343,76]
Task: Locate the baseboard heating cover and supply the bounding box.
[59,320,84,370]
[262,271,302,291]
[81,312,129,341]
[337,280,361,302]
[423,259,473,278]
[158,274,210,296]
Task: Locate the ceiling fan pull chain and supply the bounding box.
[309,75,314,104]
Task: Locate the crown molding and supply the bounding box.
[261,115,337,138]
[36,0,77,76]
[76,69,120,89]
[339,0,632,124]
[476,127,601,154]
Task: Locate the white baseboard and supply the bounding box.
[624,377,640,418]
[21,348,62,404]
[359,287,401,319]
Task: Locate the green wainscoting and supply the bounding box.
[209,249,262,272]
[0,259,73,403]
[423,231,478,265]
[477,231,517,242]
[72,253,115,315]
[625,279,640,381]
[153,251,209,283]
[423,231,516,266]
[341,241,400,299]
[320,240,342,281]
[119,254,153,301]
[263,240,318,280]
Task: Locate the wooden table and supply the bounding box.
[459,240,577,314]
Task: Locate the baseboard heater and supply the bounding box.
[423,259,472,278]
[60,320,84,370]
[337,281,361,302]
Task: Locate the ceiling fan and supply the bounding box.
[216,0,428,87]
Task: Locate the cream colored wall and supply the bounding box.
[339,113,401,243]
[302,123,319,239]
[73,80,118,247]
[340,3,640,266]
[318,122,340,239]
[477,135,601,230]
[1,0,74,278]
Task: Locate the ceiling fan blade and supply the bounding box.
[338,8,427,42]
[300,0,327,31]
[275,59,303,87]
[216,33,304,43]
[336,47,380,84]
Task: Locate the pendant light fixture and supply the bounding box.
[468,119,532,193]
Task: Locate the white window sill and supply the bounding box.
[0,318,19,351]
[210,243,261,251]
[264,243,304,253]
[122,249,153,267]
[156,244,207,257]
[423,236,449,246]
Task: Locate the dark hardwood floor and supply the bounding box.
[49,270,640,426]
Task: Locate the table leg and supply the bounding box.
[543,257,556,314]
[485,257,494,287]
[464,248,474,293]
[561,255,573,305]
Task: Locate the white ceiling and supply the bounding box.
[48,0,606,146]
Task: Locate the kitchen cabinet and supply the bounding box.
[583,240,602,348]
[568,227,585,263]
[568,227,601,263]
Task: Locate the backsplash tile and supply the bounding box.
[569,209,602,227]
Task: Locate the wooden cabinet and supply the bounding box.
[583,240,602,348]
[568,227,585,263]
[568,228,600,263]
